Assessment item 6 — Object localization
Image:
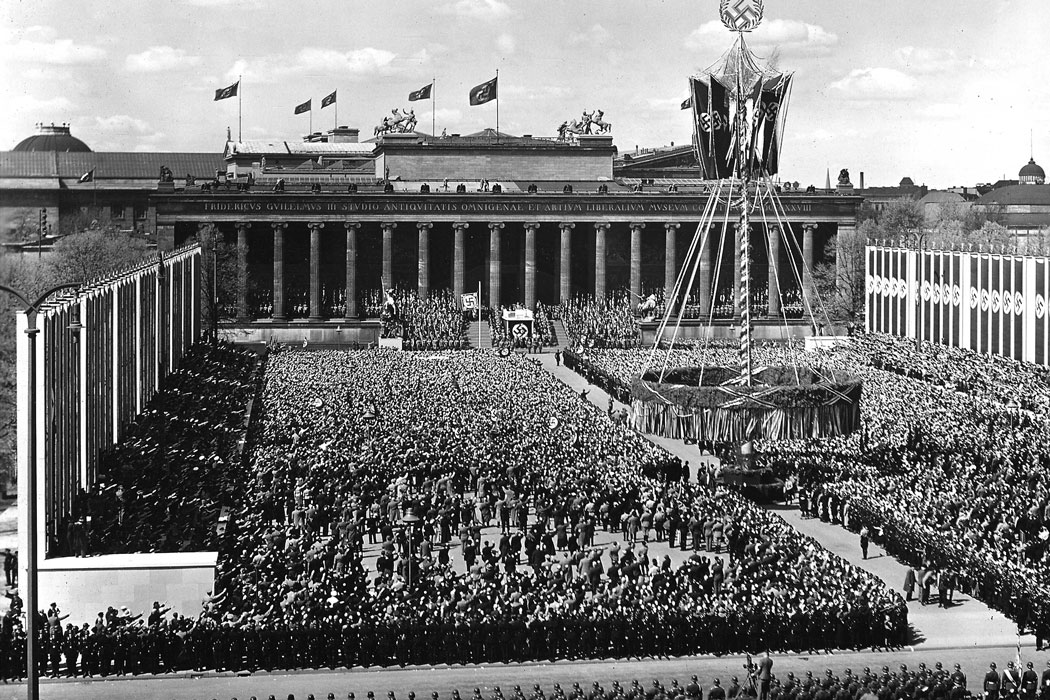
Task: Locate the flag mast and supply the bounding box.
[495,69,500,145]
[238,75,242,142]
[432,77,436,137]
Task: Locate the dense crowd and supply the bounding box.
[61,343,262,555]
[364,289,469,348]
[561,332,1050,642]
[560,296,642,349]
[488,305,555,349]
[15,348,908,676]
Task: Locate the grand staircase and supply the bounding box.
[466,321,492,349]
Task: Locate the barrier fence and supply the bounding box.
[866,245,1050,363]
[17,244,201,563]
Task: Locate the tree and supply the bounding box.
[192,224,240,342]
[813,220,871,324]
[877,197,925,241]
[0,207,45,244]
[47,227,152,285]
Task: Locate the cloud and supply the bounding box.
[125,46,201,72]
[226,47,399,82]
[0,25,106,65]
[569,24,611,48]
[9,94,76,113]
[438,0,512,20]
[828,67,919,100]
[95,115,153,134]
[686,18,837,55]
[495,33,515,54]
[894,47,977,74]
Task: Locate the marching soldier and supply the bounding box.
[986,663,1002,700]
[1023,662,1039,700]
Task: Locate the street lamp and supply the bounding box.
[210,242,219,344]
[0,281,81,700]
[400,505,422,590]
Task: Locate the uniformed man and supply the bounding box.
[950,664,966,692]
[686,675,702,700]
[986,663,1002,700]
[1004,661,1023,700]
[1023,662,1039,700]
[710,680,726,700]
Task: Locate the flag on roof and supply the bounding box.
[469,76,497,106]
[409,83,433,101]
[321,91,337,109]
[681,96,692,110]
[294,99,312,115]
[78,169,94,183]
[214,81,239,101]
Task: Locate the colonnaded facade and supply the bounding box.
[154,130,862,330]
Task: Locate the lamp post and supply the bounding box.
[210,241,219,344]
[400,506,421,590]
[0,281,81,700]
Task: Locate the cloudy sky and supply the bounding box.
[2,0,1047,188]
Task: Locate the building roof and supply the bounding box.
[12,124,91,153]
[0,151,225,181]
[226,140,374,157]
[976,184,1050,206]
[918,191,965,205]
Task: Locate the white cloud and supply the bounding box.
[686,18,837,55]
[0,25,106,65]
[438,0,512,20]
[894,47,975,74]
[229,47,399,82]
[828,67,919,100]
[495,33,515,54]
[125,46,202,72]
[570,24,611,48]
[9,94,76,113]
[95,115,153,134]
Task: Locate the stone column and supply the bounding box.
[698,225,712,315]
[271,222,288,321]
[308,222,325,320]
[524,222,539,309]
[664,222,679,301]
[489,222,504,308]
[629,222,646,302]
[417,222,433,298]
[594,222,609,299]
[235,222,251,321]
[559,222,574,302]
[344,222,361,320]
[803,222,817,300]
[767,224,782,316]
[453,222,468,302]
[381,222,397,288]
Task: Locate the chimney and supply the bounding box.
[859,171,865,190]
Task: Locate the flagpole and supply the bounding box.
[334,93,338,131]
[478,280,482,348]
[309,108,312,136]
[495,69,500,145]
[238,75,242,142]
[432,77,436,137]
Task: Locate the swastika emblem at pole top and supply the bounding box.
[719,0,765,31]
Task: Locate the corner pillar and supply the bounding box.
[664,222,679,302]
[524,222,539,309]
[629,222,645,302]
[234,222,251,322]
[488,222,504,309]
[453,223,469,302]
[381,222,397,289]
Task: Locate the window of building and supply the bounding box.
[134,205,147,221]
[111,205,125,220]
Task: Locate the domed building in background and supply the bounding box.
[1,123,222,248]
[1019,157,1046,185]
[12,123,92,153]
[974,155,1050,241]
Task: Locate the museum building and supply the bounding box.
[4,123,864,333]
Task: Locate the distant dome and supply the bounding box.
[899,176,915,186]
[1019,157,1045,185]
[13,123,91,152]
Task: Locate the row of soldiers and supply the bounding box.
[143,665,1050,700]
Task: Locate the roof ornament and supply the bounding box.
[374,108,417,137]
[719,0,764,32]
[557,109,611,141]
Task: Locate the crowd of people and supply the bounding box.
[560,295,642,349]
[56,343,262,556]
[559,331,1050,644]
[363,289,469,349]
[15,347,908,676]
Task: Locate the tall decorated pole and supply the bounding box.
[720,0,765,386]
